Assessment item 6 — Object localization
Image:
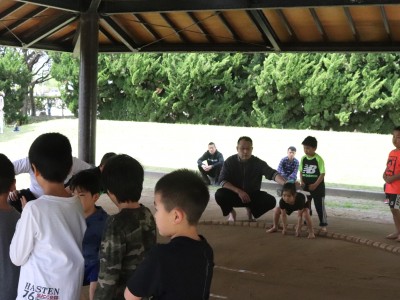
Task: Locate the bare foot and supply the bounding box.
[296,225,303,233]
[245,207,256,221]
[320,226,327,232]
[282,229,287,235]
[227,209,236,222]
[386,232,400,239]
[308,232,316,239]
[266,226,277,233]
[295,230,300,237]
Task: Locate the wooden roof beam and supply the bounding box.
[100,0,400,14]
[248,10,280,51]
[309,8,327,41]
[160,13,189,43]
[343,7,359,41]
[99,25,119,43]
[187,12,214,43]
[216,11,240,42]
[134,14,162,41]
[101,16,139,52]
[275,9,297,40]
[23,14,78,48]
[380,6,392,40]
[99,42,269,53]
[0,6,47,36]
[0,2,24,19]
[17,0,80,13]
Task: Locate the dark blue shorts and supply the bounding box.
[83,262,100,286]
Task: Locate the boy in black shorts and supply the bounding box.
[383,126,400,241]
[267,182,315,239]
[124,169,214,300]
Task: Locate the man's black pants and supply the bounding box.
[215,188,276,219]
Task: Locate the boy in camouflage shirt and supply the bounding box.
[94,154,156,300]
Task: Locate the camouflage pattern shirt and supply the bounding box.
[94,204,156,300]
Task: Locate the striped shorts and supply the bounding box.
[387,194,400,209]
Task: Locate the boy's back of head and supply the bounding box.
[28,133,72,183]
[69,169,101,195]
[155,169,210,225]
[0,153,15,194]
[99,152,117,168]
[102,154,144,203]
[302,136,318,148]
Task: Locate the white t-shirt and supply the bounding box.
[13,157,92,197]
[10,194,86,300]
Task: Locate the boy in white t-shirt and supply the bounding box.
[10,132,87,300]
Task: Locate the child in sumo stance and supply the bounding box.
[267,182,315,239]
[124,169,214,300]
[70,170,109,300]
[10,133,87,300]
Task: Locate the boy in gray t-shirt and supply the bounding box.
[0,153,20,300]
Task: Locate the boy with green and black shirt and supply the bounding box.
[299,136,328,231]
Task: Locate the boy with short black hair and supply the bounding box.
[10,132,86,300]
[70,170,109,300]
[277,146,299,182]
[267,182,315,238]
[383,126,400,241]
[94,154,156,300]
[124,169,214,300]
[0,153,20,300]
[299,136,328,231]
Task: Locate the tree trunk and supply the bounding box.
[29,85,35,116]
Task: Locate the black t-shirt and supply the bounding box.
[279,192,307,215]
[126,235,214,300]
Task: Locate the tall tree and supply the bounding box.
[0,47,31,124]
[22,49,51,116]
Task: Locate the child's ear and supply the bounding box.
[9,179,16,192]
[31,164,41,177]
[93,193,100,202]
[173,208,185,224]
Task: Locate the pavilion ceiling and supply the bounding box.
[0,0,399,53]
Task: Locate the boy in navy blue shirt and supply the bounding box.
[70,170,109,300]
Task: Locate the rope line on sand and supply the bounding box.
[199,220,400,256]
[214,265,265,277]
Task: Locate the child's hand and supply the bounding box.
[383,174,396,183]
[21,196,27,210]
[8,190,19,202]
[309,183,317,191]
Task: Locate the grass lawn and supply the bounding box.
[0,118,391,191]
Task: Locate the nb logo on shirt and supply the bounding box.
[303,164,317,174]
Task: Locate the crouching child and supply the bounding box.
[267,182,315,239]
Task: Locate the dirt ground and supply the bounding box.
[96,173,400,300]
